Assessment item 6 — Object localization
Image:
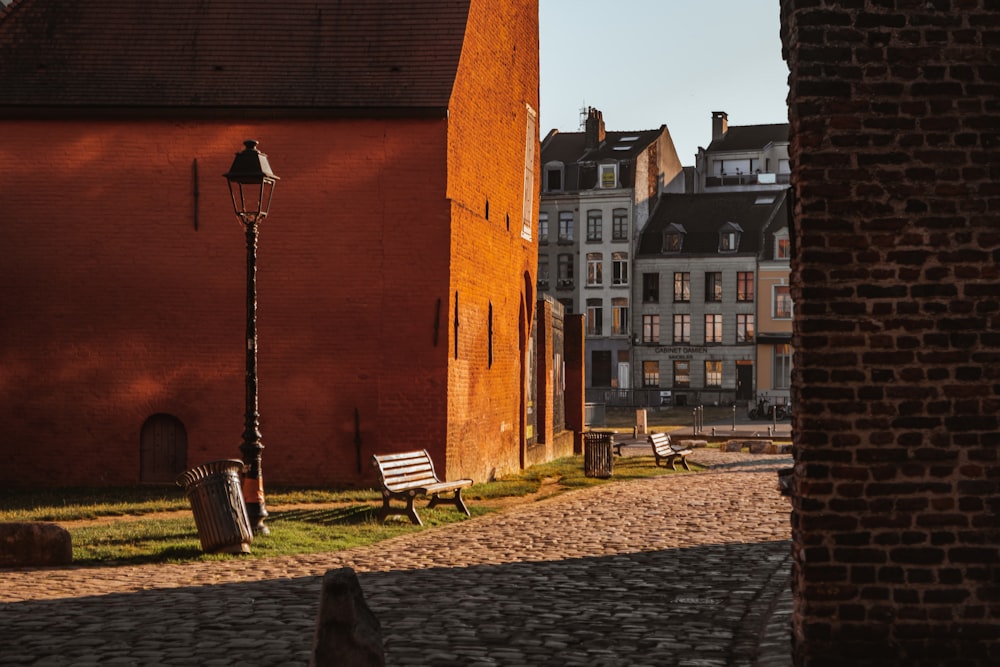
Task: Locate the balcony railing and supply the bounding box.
[705,172,790,187]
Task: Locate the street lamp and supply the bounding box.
[224,139,279,535]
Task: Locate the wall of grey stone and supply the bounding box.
[781,1,1000,664]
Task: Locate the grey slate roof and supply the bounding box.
[637,191,788,258]
[707,123,789,152]
[0,0,470,111]
[540,127,664,190]
[541,127,664,163]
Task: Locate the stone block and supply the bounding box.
[677,439,708,449]
[0,522,72,567]
[310,567,385,667]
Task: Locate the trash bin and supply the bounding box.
[583,431,614,479]
[176,459,253,554]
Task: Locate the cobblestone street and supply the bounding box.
[0,450,793,666]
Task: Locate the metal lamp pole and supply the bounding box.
[224,139,279,535]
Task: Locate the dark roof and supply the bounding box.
[637,191,788,258]
[540,127,664,191]
[707,123,789,152]
[0,0,470,111]
[541,127,664,164]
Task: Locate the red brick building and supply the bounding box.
[0,0,553,488]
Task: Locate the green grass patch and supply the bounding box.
[1,454,694,567]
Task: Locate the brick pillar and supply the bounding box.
[782,1,1000,664]
[535,298,554,446]
[564,313,585,454]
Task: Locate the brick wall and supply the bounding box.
[0,119,454,487]
[442,0,540,481]
[782,1,1000,664]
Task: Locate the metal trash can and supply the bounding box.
[176,459,253,554]
[583,431,614,479]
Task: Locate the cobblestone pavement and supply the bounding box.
[0,450,793,666]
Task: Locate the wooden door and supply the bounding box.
[140,414,187,483]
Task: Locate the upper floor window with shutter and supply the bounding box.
[662,223,686,253]
[599,163,617,188]
[719,222,743,253]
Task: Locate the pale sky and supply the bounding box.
[539,0,789,165]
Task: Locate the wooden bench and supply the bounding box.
[371,449,473,526]
[648,432,693,471]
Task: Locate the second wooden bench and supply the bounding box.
[648,432,693,471]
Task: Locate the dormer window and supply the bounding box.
[662,223,686,253]
[774,228,791,259]
[599,163,617,189]
[719,222,743,253]
[544,162,564,192]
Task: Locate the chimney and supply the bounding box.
[712,111,729,142]
[585,107,605,150]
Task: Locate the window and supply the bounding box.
[663,223,685,253]
[673,360,690,388]
[643,360,660,387]
[774,344,792,389]
[673,314,690,344]
[705,272,722,302]
[558,211,574,242]
[705,314,723,344]
[719,222,743,252]
[545,162,565,192]
[673,272,690,302]
[714,159,751,176]
[776,231,791,259]
[705,360,723,387]
[558,298,573,314]
[612,252,628,286]
[777,237,791,259]
[612,208,628,241]
[643,273,659,303]
[586,298,603,336]
[538,255,550,288]
[521,106,536,241]
[642,314,660,344]
[737,272,754,302]
[737,313,755,343]
[586,253,603,286]
[774,285,793,319]
[599,163,617,188]
[557,254,574,288]
[611,298,629,336]
[586,210,602,241]
[538,212,549,243]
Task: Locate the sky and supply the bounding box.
[538,0,789,165]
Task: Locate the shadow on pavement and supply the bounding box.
[0,540,792,666]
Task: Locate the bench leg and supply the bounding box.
[379,493,423,526]
[427,489,471,517]
[679,457,691,471]
[405,495,422,526]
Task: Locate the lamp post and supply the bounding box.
[224,139,279,535]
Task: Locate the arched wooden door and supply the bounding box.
[140,414,187,483]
